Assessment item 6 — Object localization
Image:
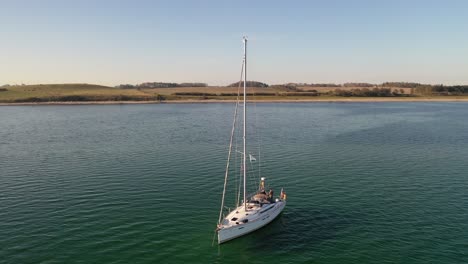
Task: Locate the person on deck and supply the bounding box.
[268,189,274,202]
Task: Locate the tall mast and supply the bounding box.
[243,36,247,210]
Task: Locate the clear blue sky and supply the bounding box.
[1,0,467,86]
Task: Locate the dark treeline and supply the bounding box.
[284,83,341,87]
[287,82,410,88]
[412,85,468,96]
[174,92,276,96]
[306,83,341,87]
[115,81,468,96]
[173,92,322,97]
[218,92,274,96]
[285,83,375,87]
[139,82,178,88]
[117,82,208,89]
[12,94,166,103]
[179,83,207,87]
[343,83,375,87]
[382,82,424,88]
[284,92,319,96]
[227,81,269,87]
[269,84,301,92]
[299,82,414,88]
[432,85,468,95]
[334,88,407,97]
[174,92,217,96]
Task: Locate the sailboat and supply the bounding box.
[216,37,287,244]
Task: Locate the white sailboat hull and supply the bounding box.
[217,200,286,244]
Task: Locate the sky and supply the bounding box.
[1,0,468,86]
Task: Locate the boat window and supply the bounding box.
[242,219,248,223]
[231,217,238,221]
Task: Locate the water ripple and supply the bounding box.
[1,103,468,263]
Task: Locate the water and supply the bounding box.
[1,103,467,263]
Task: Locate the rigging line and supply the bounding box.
[234,89,242,206]
[211,231,217,247]
[235,103,242,206]
[235,58,244,207]
[256,100,262,183]
[251,78,262,185]
[248,159,257,193]
[238,159,244,204]
[235,126,241,206]
[234,125,239,206]
[234,103,239,206]
[217,58,244,225]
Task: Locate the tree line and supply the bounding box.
[334,88,407,97]
[227,81,269,87]
[432,85,468,95]
[117,82,208,89]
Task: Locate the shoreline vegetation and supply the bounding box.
[1,82,468,105]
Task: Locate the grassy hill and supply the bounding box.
[0,84,164,103]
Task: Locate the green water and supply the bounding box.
[1,103,467,263]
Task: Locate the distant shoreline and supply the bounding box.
[3,83,468,106]
[2,97,468,106]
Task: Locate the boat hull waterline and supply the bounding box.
[217,200,286,244]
